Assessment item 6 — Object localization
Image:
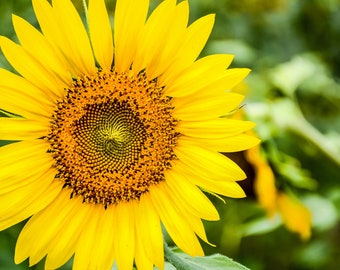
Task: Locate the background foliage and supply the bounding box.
[1,0,340,269]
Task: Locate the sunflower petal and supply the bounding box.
[172,160,246,198]
[133,0,188,79]
[150,183,204,257]
[72,205,106,270]
[163,54,234,94]
[15,190,83,265]
[32,0,79,76]
[166,68,250,97]
[88,0,113,70]
[0,118,48,141]
[12,14,72,90]
[148,0,189,79]
[0,180,61,231]
[165,170,219,221]
[132,0,176,74]
[135,194,164,269]
[52,0,96,75]
[114,0,149,72]
[160,180,212,245]
[113,202,135,270]
[0,36,67,98]
[173,92,244,121]
[44,194,94,270]
[179,134,260,152]
[0,68,54,119]
[177,118,255,139]
[175,143,246,181]
[160,14,215,85]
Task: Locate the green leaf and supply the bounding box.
[242,215,281,237]
[166,247,249,270]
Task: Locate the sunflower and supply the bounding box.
[0,0,259,269]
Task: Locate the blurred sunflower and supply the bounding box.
[230,83,311,241]
[246,145,312,240]
[0,0,259,269]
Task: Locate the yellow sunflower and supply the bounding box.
[0,0,259,269]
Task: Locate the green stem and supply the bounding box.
[265,99,340,168]
[82,0,88,23]
[164,243,192,270]
[287,116,340,167]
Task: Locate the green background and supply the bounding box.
[1,0,340,269]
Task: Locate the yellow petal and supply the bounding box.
[45,203,92,270]
[0,179,61,231]
[167,68,250,98]
[179,134,260,152]
[132,0,177,74]
[134,234,154,270]
[32,0,79,76]
[0,117,48,141]
[0,69,53,120]
[72,204,113,270]
[133,0,188,78]
[46,195,106,270]
[150,183,204,257]
[175,143,246,181]
[135,193,164,270]
[177,118,255,139]
[114,0,149,72]
[51,0,96,75]
[0,36,66,98]
[160,180,212,245]
[193,68,251,98]
[165,170,219,221]
[12,14,72,90]
[163,54,234,95]
[159,14,215,85]
[113,202,135,270]
[173,92,244,121]
[15,189,83,265]
[0,140,50,173]
[246,145,278,217]
[32,0,95,76]
[88,0,113,70]
[147,0,189,79]
[0,155,53,197]
[86,205,116,270]
[0,166,55,223]
[277,193,312,240]
[172,160,246,198]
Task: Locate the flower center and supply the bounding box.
[48,70,179,207]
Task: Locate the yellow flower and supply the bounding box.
[246,144,278,217]
[277,193,312,241]
[245,144,312,240]
[0,0,259,269]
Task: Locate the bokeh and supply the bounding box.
[1,0,339,269]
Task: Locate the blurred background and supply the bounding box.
[1,0,340,269]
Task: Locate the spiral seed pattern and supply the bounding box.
[73,100,146,172]
[48,70,179,207]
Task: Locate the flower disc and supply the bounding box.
[48,70,178,206]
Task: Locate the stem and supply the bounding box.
[164,243,192,270]
[287,117,340,167]
[82,0,88,23]
[259,99,340,168]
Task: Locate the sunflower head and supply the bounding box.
[48,70,179,207]
[0,0,259,269]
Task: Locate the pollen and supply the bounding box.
[47,70,179,207]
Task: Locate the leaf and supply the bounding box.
[242,215,282,237]
[162,262,177,270]
[167,248,250,270]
